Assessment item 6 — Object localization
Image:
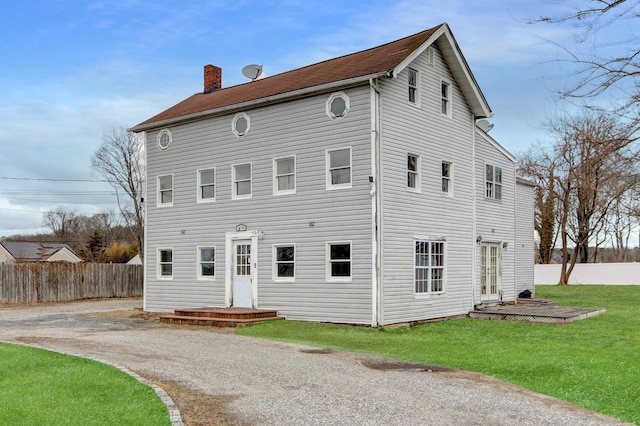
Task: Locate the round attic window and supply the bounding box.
[157,129,172,150]
[232,113,250,137]
[326,92,350,119]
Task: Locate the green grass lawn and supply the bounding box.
[238,285,640,424]
[0,343,170,425]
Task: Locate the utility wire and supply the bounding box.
[0,176,110,183]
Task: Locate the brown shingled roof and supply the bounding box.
[134,24,445,130]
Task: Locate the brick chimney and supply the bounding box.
[203,64,222,93]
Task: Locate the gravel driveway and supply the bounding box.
[0,299,631,426]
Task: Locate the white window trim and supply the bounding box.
[197,168,216,203]
[157,174,174,207]
[408,67,421,107]
[232,162,252,200]
[484,163,503,201]
[196,246,216,280]
[326,241,352,283]
[326,91,351,120]
[413,238,447,297]
[157,248,174,280]
[232,112,251,137]
[273,244,296,282]
[440,79,452,117]
[273,156,296,196]
[407,153,421,193]
[326,147,352,190]
[157,128,172,151]
[441,160,453,196]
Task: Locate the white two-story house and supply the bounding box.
[132,23,534,326]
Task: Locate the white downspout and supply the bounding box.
[370,78,382,326]
[142,131,149,312]
[471,118,478,310]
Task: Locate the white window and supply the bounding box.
[485,164,503,200]
[273,244,295,281]
[414,240,445,294]
[441,80,451,116]
[326,92,350,119]
[197,168,215,202]
[158,248,173,278]
[232,163,252,199]
[407,154,420,191]
[157,129,172,151]
[408,68,419,105]
[327,242,351,281]
[232,112,250,137]
[274,156,296,195]
[442,161,452,194]
[326,147,352,189]
[197,247,215,279]
[157,175,173,206]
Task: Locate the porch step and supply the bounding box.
[160,307,283,328]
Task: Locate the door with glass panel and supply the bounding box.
[480,243,501,301]
[233,240,253,308]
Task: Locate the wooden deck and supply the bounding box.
[160,307,284,327]
[469,303,606,324]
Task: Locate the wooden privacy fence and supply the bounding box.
[0,263,143,303]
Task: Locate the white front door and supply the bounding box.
[480,243,502,301]
[233,240,253,308]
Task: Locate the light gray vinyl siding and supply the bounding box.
[474,131,517,302]
[515,179,535,294]
[144,87,374,324]
[377,44,476,325]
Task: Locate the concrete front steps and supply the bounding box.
[160,307,284,328]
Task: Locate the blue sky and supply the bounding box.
[0,0,617,238]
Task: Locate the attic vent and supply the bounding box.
[427,47,435,66]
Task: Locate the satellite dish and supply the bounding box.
[242,64,265,81]
[476,119,494,133]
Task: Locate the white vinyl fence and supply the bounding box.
[535,262,640,285]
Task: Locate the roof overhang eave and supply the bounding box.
[130,71,388,132]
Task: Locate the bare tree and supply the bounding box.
[519,150,559,264]
[532,1,640,110]
[91,127,145,258]
[520,111,639,283]
[42,207,77,239]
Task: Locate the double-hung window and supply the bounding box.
[274,245,295,281]
[441,80,451,116]
[485,164,503,200]
[158,248,173,278]
[274,156,296,195]
[233,163,252,199]
[415,240,445,294]
[441,161,452,194]
[198,247,215,279]
[407,154,420,191]
[327,148,352,189]
[408,68,419,104]
[197,169,215,202]
[327,242,351,281]
[158,175,173,206]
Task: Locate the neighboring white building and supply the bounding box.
[132,23,534,326]
[0,242,82,263]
